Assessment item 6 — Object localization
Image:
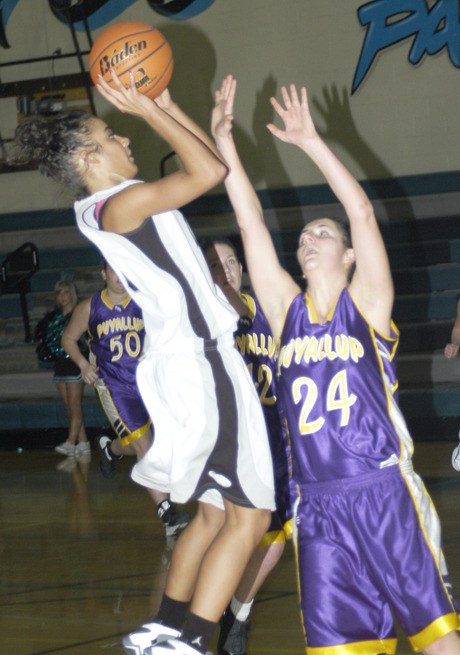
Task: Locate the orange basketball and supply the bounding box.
[88,21,173,100]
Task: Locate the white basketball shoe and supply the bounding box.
[145,637,213,655]
[122,621,181,655]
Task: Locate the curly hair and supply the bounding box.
[10,110,97,199]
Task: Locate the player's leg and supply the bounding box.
[231,538,285,604]
[176,499,270,653]
[218,456,293,655]
[63,380,84,441]
[54,381,78,454]
[123,499,226,654]
[422,631,460,654]
[218,529,286,655]
[125,348,274,653]
[66,380,89,449]
[73,383,90,458]
[124,499,270,655]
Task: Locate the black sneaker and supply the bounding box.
[217,607,250,655]
[164,508,190,537]
[97,435,122,479]
[157,499,190,537]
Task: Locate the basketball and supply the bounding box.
[88,21,173,100]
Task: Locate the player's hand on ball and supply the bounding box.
[154,88,173,112]
[96,70,156,118]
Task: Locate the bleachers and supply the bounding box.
[0,205,459,445]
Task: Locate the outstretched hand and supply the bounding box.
[267,84,318,146]
[96,70,159,118]
[211,74,236,140]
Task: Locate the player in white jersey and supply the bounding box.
[12,72,275,655]
[211,75,460,655]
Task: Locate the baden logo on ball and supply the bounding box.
[88,21,173,99]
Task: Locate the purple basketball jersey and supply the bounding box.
[88,289,145,386]
[236,293,292,523]
[277,289,410,484]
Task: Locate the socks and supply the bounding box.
[157,499,173,525]
[230,597,253,621]
[154,596,220,653]
[181,612,217,653]
[156,594,188,631]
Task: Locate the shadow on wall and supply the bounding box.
[250,78,418,230]
[159,21,270,194]
[311,83,415,223]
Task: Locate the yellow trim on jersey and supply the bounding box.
[305,292,339,324]
[101,288,131,310]
[257,528,286,548]
[240,292,256,321]
[306,638,397,654]
[408,612,459,652]
[388,319,400,361]
[256,518,293,548]
[349,286,411,468]
[399,463,458,626]
[275,291,304,356]
[292,500,308,650]
[283,517,294,541]
[368,323,393,421]
[120,422,151,447]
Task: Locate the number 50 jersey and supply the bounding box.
[87,289,145,385]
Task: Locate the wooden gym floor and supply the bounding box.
[1,440,459,655]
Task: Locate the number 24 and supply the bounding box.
[292,370,357,435]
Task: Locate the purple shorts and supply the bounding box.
[94,377,151,446]
[295,465,459,653]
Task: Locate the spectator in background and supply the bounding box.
[44,279,90,459]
